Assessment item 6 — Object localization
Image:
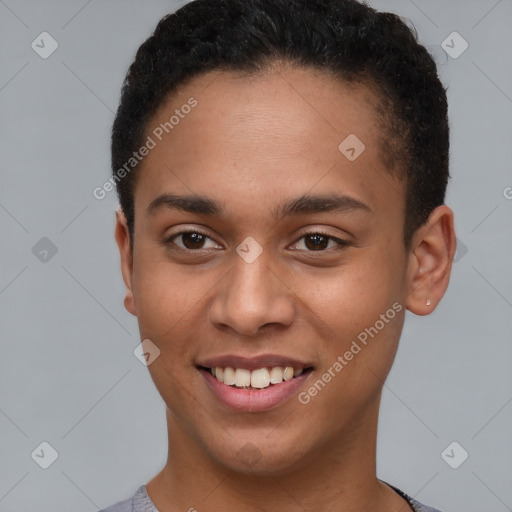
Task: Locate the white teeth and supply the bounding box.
[234,368,251,387]
[251,368,270,389]
[223,366,236,385]
[209,365,306,388]
[283,366,294,381]
[269,366,284,384]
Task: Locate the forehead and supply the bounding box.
[134,66,404,224]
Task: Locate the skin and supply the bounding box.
[115,64,456,512]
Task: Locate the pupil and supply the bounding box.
[305,234,327,251]
[183,233,205,249]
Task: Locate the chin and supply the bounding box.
[207,434,313,477]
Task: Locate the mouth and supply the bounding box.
[196,354,314,413]
[196,355,314,411]
[198,365,314,390]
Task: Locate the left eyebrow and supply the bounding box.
[146,192,372,220]
[272,193,372,220]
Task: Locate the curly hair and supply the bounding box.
[111,0,449,250]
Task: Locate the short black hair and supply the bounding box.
[111,0,449,250]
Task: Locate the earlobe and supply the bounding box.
[114,208,137,316]
[405,205,456,316]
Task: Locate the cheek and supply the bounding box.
[340,250,405,369]
[131,251,207,336]
[290,248,403,332]
[292,248,405,402]
[130,259,206,408]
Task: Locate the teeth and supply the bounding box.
[223,367,236,385]
[270,366,284,384]
[283,366,294,381]
[234,368,251,387]
[251,368,270,389]
[209,365,306,388]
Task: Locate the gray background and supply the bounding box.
[1,1,511,511]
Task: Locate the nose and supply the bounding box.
[208,245,295,337]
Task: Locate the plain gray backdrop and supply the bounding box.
[1,1,511,511]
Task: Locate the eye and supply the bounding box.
[290,231,349,252]
[164,229,349,253]
[166,230,222,251]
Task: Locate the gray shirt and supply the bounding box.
[98,481,442,512]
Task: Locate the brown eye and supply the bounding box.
[167,231,221,251]
[180,232,207,249]
[292,232,349,252]
[304,234,329,251]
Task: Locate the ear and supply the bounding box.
[114,208,136,316]
[405,205,456,315]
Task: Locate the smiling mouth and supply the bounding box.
[198,365,314,389]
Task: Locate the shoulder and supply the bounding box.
[97,485,157,512]
[97,495,132,512]
[385,482,443,512]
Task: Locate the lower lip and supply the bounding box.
[199,368,312,412]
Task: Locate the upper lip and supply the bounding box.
[196,354,312,371]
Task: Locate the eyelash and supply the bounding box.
[164,229,349,253]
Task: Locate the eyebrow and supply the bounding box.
[146,192,372,219]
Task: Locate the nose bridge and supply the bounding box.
[209,241,294,335]
[233,248,271,300]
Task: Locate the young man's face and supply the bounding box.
[116,66,443,475]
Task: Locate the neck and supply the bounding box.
[145,398,409,512]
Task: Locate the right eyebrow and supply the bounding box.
[147,193,223,217]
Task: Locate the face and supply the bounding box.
[117,65,415,475]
